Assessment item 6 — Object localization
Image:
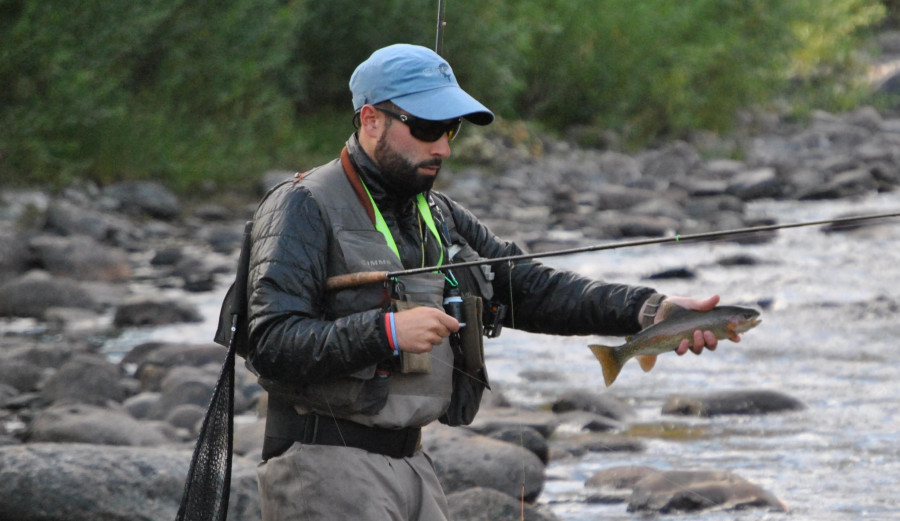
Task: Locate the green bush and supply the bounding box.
[0,0,888,191]
[0,0,304,191]
[513,0,884,145]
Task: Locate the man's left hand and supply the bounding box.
[656,294,726,355]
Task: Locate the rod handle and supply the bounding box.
[325,271,390,291]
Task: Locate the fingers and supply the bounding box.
[676,329,719,355]
[393,307,460,354]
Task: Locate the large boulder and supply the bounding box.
[28,235,132,282]
[447,487,559,521]
[26,403,172,446]
[44,198,141,245]
[424,424,546,502]
[0,271,97,318]
[628,470,787,514]
[40,354,131,406]
[0,443,259,521]
[550,390,635,421]
[662,389,805,417]
[113,298,203,327]
[101,181,182,220]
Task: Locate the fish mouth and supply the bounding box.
[736,317,762,332]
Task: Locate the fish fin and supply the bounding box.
[588,344,623,387]
[726,324,740,342]
[637,354,658,372]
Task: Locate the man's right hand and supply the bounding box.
[393,307,459,353]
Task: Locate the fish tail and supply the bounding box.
[588,344,623,387]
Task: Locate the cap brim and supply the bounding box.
[392,85,494,126]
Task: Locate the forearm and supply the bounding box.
[441,195,656,336]
[248,305,390,384]
[498,263,655,336]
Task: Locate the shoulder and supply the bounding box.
[430,190,481,230]
[256,159,343,215]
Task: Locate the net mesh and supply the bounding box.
[174,344,235,521]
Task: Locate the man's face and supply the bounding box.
[372,110,452,199]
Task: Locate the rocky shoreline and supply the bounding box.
[1,106,899,520]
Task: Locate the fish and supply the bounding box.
[588,305,761,387]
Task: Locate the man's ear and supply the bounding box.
[358,105,383,139]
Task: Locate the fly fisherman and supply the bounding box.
[247,43,730,520]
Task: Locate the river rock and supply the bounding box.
[123,392,161,419]
[550,433,645,460]
[585,465,661,504]
[0,230,30,284]
[596,212,678,238]
[40,353,131,406]
[113,297,203,327]
[0,443,260,521]
[627,470,787,514]
[424,424,546,502]
[551,410,623,434]
[726,167,782,200]
[447,487,560,521]
[44,198,142,246]
[587,465,660,489]
[28,234,132,282]
[0,270,97,318]
[550,390,635,421]
[466,407,560,439]
[0,190,50,229]
[233,417,266,461]
[639,141,702,183]
[26,403,172,446]
[482,425,549,464]
[593,185,658,211]
[798,168,880,200]
[101,180,182,220]
[164,403,207,432]
[0,356,46,394]
[124,343,227,393]
[147,380,215,421]
[662,389,806,417]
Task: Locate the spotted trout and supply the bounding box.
[589,305,761,387]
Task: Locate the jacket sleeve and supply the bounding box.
[246,182,392,384]
[435,193,656,337]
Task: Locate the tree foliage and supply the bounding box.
[0,0,887,190]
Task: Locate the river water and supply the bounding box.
[108,191,900,520]
[488,191,900,520]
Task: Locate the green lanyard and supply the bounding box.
[360,182,444,268]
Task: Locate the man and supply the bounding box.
[247,43,726,520]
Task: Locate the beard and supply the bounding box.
[373,134,442,200]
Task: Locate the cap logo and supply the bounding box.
[423,63,454,83]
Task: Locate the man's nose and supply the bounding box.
[430,133,452,158]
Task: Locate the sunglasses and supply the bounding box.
[376,107,462,142]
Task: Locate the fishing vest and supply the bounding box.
[274,154,456,429]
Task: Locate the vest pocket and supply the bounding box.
[391,272,447,375]
[260,364,391,417]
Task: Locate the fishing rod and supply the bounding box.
[435,0,446,55]
[325,210,900,290]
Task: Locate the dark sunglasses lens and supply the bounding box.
[410,119,462,142]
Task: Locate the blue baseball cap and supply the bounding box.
[350,44,494,126]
